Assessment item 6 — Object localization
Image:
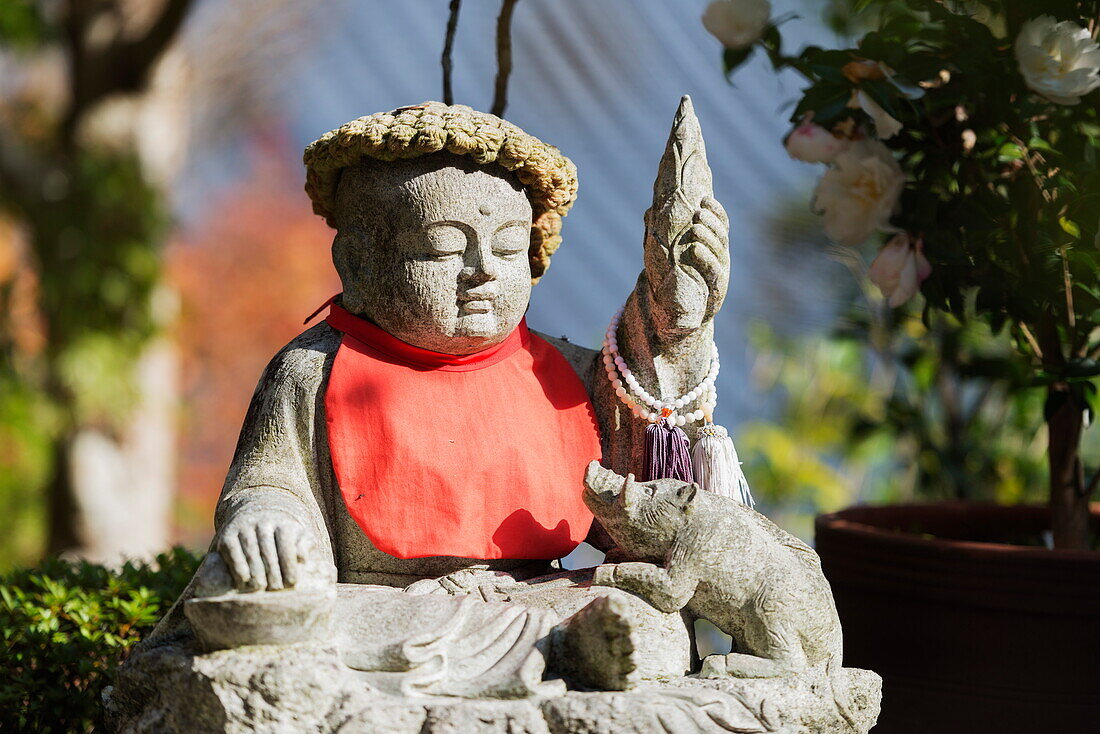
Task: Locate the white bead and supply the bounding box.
[615,386,627,398]
[676,415,686,427]
[647,412,657,422]
[612,379,622,389]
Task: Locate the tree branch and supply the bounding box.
[63,0,195,143]
[490,0,519,117]
[1018,321,1043,361]
[441,0,461,105]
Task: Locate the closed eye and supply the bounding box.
[493,221,529,258]
[422,222,470,258]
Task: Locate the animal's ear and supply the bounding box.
[619,474,635,510]
[677,482,699,506]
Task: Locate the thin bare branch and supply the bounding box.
[1061,247,1077,350]
[1018,321,1044,361]
[441,0,461,105]
[490,0,519,117]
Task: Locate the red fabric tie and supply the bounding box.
[323,302,601,560]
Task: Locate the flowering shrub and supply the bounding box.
[707,0,1100,548]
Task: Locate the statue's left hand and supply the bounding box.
[643,195,730,332]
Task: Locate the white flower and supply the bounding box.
[850,89,903,139]
[812,140,905,247]
[868,233,932,307]
[1015,16,1100,105]
[784,122,849,163]
[702,0,772,49]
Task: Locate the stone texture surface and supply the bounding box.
[580,463,878,730]
[107,640,880,733]
[584,463,845,679]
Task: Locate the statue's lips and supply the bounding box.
[458,290,497,313]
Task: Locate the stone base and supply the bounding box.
[105,641,881,733]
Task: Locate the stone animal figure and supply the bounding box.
[583,461,857,724]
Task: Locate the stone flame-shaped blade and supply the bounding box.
[648,95,714,253]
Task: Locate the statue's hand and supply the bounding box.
[643,195,730,333]
[215,506,313,592]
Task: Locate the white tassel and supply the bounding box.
[691,423,755,508]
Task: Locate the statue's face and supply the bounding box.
[333,154,533,355]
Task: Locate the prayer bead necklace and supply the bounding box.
[600,307,718,426]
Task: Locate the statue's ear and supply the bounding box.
[677,482,699,507]
[332,227,367,309]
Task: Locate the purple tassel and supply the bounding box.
[643,420,695,482]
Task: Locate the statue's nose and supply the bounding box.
[461,239,498,284]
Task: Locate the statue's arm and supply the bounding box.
[588,98,731,475]
[214,325,338,590]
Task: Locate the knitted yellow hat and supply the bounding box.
[303,101,578,281]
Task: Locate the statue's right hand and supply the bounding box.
[215,507,313,592]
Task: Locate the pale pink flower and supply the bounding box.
[702,0,772,49]
[812,140,905,247]
[784,122,850,163]
[868,233,932,307]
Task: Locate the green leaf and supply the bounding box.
[723,46,754,78]
[1058,217,1081,238]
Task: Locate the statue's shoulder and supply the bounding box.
[259,322,342,395]
[531,330,597,379]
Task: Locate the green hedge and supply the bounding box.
[0,547,200,733]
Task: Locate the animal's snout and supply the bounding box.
[583,461,629,512]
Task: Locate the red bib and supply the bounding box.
[324,303,601,560]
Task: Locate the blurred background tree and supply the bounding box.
[0,0,194,563]
[0,0,320,567]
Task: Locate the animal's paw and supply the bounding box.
[592,563,619,587]
[699,654,727,678]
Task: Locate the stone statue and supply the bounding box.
[584,462,858,724]
[106,98,881,734]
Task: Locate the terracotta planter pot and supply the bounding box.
[815,503,1100,734]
